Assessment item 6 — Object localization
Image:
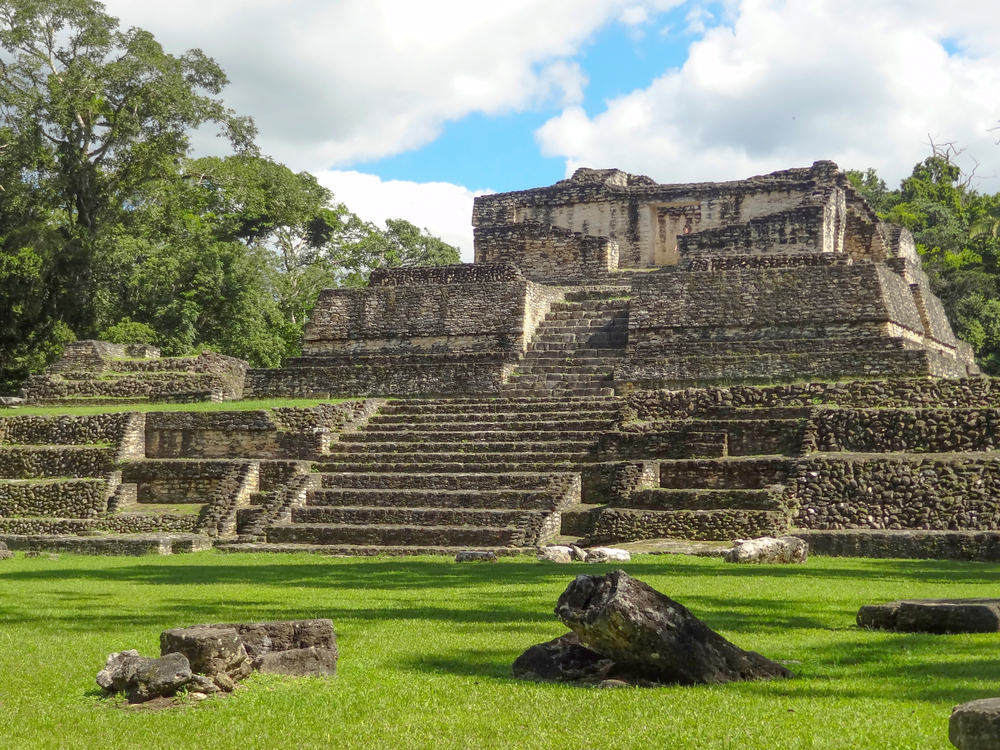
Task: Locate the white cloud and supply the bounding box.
[537,0,1000,187]
[103,0,684,173]
[315,171,487,262]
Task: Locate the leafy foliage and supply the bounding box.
[0,1,460,390]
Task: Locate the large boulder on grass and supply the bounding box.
[97,649,153,692]
[950,698,1000,750]
[723,537,807,564]
[554,570,792,685]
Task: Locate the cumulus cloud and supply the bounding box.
[537,0,1000,187]
[315,171,488,262]
[103,0,683,173]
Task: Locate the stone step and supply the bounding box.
[365,417,613,431]
[520,353,624,365]
[506,373,611,385]
[292,505,548,527]
[326,439,594,455]
[535,324,628,336]
[318,471,575,491]
[546,310,627,323]
[316,459,586,473]
[266,523,526,547]
[341,429,601,443]
[590,507,790,543]
[215,542,533,557]
[549,299,629,312]
[499,385,616,398]
[515,364,614,375]
[703,407,815,420]
[377,396,620,415]
[658,457,793,489]
[526,341,628,354]
[535,333,627,347]
[307,487,566,510]
[249,490,276,506]
[617,488,786,511]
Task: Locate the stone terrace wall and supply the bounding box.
[250,264,564,398]
[474,222,620,283]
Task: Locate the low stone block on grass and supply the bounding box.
[950,698,1000,750]
[723,536,808,564]
[857,599,1000,634]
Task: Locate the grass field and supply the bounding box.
[1,552,997,750]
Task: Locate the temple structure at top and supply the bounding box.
[246,161,979,400]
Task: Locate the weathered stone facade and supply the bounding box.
[22,342,248,405]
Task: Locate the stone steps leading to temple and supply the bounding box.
[265,522,530,547]
[316,459,586,473]
[377,396,621,414]
[498,384,616,398]
[325,440,595,455]
[216,543,533,557]
[340,428,602,443]
[364,417,613,431]
[291,505,550,528]
[306,487,567,510]
[318,471,576,491]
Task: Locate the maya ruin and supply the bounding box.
[3,161,1000,560]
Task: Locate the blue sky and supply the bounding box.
[107,0,1000,258]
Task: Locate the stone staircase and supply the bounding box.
[501,287,629,398]
[232,395,622,555]
[590,456,795,543]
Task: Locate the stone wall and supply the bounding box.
[473,222,619,283]
[249,264,564,398]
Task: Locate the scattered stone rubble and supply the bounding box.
[536,545,631,563]
[97,619,337,703]
[0,541,12,560]
[514,570,792,686]
[723,536,808,564]
[857,599,1000,634]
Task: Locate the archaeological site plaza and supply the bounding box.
[6,160,1000,560]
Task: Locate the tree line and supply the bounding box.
[0,0,458,392]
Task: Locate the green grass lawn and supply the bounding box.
[1,553,997,750]
[4,398,342,417]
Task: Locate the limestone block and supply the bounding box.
[537,546,574,563]
[950,698,1000,750]
[723,537,808,564]
[857,599,1000,634]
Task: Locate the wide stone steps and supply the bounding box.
[621,488,786,511]
[519,353,624,366]
[326,440,594,455]
[514,364,614,375]
[377,396,620,415]
[364,417,612,431]
[291,505,547,527]
[506,372,611,384]
[702,407,815,420]
[316,459,586,474]
[499,384,616,397]
[658,457,793,489]
[341,429,601,443]
[318,471,575,491]
[534,332,627,347]
[306,487,564,510]
[216,543,533,557]
[549,299,629,312]
[266,522,524,547]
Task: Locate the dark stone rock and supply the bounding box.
[160,626,252,684]
[187,674,221,694]
[127,652,193,703]
[221,619,337,660]
[512,633,614,683]
[950,697,1000,750]
[555,570,793,685]
[858,599,1000,634]
[255,647,338,677]
[97,649,152,692]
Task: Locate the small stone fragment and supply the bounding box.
[537,546,573,564]
[97,649,152,692]
[598,679,632,689]
[127,653,193,703]
[585,547,631,563]
[455,550,498,563]
[723,537,808,564]
[187,674,221,694]
[950,697,1000,750]
[569,545,588,562]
